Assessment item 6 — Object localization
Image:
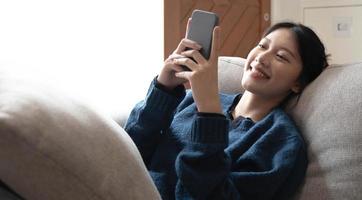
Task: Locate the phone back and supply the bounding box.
[187,10,219,60]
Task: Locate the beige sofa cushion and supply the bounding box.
[0,74,160,200]
[217,56,362,200]
[289,62,362,200]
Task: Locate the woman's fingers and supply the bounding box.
[166,54,186,61]
[170,62,186,72]
[175,71,192,80]
[185,18,191,38]
[174,38,202,54]
[181,49,206,65]
[167,54,197,71]
[172,56,197,71]
[210,26,220,61]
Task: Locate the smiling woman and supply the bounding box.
[0,0,163,116]
[124,21,329,200]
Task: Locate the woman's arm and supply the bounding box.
[124,78,185,165]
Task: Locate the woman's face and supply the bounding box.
[242,28,303,101]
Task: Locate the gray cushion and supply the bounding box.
[217,56,362,200]
[0,73,161,200]
[289,62,362,200]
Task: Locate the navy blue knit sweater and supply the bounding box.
[125,79,308,200]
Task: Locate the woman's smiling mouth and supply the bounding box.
[248,64,271,79]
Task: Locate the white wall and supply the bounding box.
[0,0,163,116]
[271,0,362,64]
[303,4,362,64]
[271,0,302,23]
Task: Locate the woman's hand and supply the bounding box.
[157,19,202,90]
[173,26,222,114]
[157,39,201,90]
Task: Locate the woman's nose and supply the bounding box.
[255,51,270,66]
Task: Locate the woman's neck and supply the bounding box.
[232,91,282,122]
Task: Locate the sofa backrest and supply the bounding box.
[218,57,245,94]
[217,56,362,200]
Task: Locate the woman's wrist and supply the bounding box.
[196,100,223,114]
[156,76,175,90]
[197,112,225,118]
[154,77,185,97]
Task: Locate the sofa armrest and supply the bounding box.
[0,74,161,200]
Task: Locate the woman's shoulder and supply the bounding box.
[267,108,297,126]
[259,108,304,143]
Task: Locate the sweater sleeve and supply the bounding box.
[175,114,307,200]
[175,114,237,199]
[124,78,186,165]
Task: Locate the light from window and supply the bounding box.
[0,0,163,117]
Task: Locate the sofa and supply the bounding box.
[1,56,361,200]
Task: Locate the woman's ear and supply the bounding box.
[291,81,302,94]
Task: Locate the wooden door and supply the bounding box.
[164,0,271,59]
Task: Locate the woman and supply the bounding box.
[125,21,328,200]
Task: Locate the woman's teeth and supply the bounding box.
[249,66,270,79]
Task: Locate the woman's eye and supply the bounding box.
[258,44,265,49]
[276,54,289,62]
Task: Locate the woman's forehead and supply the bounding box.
[265,28,299,54]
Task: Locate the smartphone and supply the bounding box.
[183,10,219,68]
